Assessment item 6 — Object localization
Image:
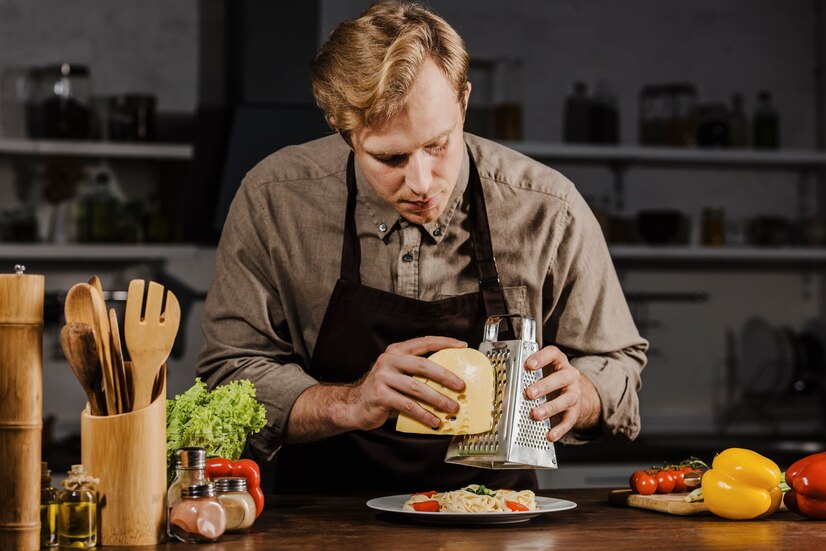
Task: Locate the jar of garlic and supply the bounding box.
[215,477,256,531]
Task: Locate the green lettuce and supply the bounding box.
[166,378,266,473]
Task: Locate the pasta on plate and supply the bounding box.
[402,484,537,513]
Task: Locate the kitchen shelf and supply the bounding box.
[0,138,194,160]
[502,141,826,169]
[0,244,208,263]
[610,245,826,264]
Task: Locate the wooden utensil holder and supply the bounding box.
[81,364,167,546]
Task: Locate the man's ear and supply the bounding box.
[462,82,472,119]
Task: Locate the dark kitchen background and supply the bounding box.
[1,0,824,487]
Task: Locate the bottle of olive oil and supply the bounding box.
[40,462,59,548]
[57,464,98,548]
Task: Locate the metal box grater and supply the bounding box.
[445,314,558,469]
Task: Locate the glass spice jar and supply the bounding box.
[167,447,207,539]
[215,477,256,532]
[169,482,226,544]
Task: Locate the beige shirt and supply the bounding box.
[197,133,648,459]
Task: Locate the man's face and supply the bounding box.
[348,57,470,225]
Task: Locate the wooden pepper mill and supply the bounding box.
[0,264,44,550]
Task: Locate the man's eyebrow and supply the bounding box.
[366,127,453,157]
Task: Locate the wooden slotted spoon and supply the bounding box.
[124,279,180,410]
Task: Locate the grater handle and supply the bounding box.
[483,314,536,343]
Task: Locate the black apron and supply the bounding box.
[273,150,537,494]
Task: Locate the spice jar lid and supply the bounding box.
[175,447,206,468]
[215,477,247,493]
[182,482,216,498]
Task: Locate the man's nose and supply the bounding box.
[404,151,434,196]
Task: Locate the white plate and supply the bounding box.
[365,494,577,525]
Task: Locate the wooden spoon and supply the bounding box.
[125,279,180,410]
[59,322,104,416]
[65,282,119,414]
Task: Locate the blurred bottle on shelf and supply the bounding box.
[144,192,172,243]
[492,58,523,141]
[563,81,592,143]
[727,93,748,148]
[74,170,119,243]
[752,90,779,149]
[590,80,619,144]
[701,207,726,246]
[639,83,697,146]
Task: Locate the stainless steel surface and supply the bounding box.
[445,314,557,469]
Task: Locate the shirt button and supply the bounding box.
[378,223,388,232]
[402,252,414,263]
[433,228,442,237]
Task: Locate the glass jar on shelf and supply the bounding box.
[28,63,91,139]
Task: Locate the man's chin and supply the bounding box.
[400,208,442,226]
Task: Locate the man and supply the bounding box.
[197,1,647,493]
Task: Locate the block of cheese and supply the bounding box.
[395,348,495,435]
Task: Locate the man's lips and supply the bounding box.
[405,194,440,212]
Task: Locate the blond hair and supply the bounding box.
[311,1,469,133]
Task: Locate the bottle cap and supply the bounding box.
[214,477,247,493]
[182,482,216,498]
[175,447,206,468]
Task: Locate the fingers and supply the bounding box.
[523,345,580,442]
[383,371,459,428]
[374,351,465,392]
[386,335,467,357]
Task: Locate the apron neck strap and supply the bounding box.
[340,149,509,318]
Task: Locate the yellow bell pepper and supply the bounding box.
[702,448,783,520]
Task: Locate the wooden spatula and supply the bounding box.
[59,322,104,416]
[65,283,117,415]
[124,279,180,410]
[109,308,132,413]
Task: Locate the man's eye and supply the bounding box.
[377,154,406,166]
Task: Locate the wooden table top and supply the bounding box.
[143,488,825,550]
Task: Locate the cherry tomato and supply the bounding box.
[411,500,440,512]
[654,469,676,494]
[670,467,689,492]
[629,470,657,495]
[505,500,529,512]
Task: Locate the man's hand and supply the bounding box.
[523,346,601,442]
[344,336,468,431]
[285,336,467,443]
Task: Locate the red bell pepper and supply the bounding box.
[205,458,264,517]
[784,452,826,520]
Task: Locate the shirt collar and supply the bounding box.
[353,145,469,244]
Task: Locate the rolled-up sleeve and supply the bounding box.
[196,177,317,460]
[544,192,648,444]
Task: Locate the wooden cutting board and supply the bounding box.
[608,489,710,516]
